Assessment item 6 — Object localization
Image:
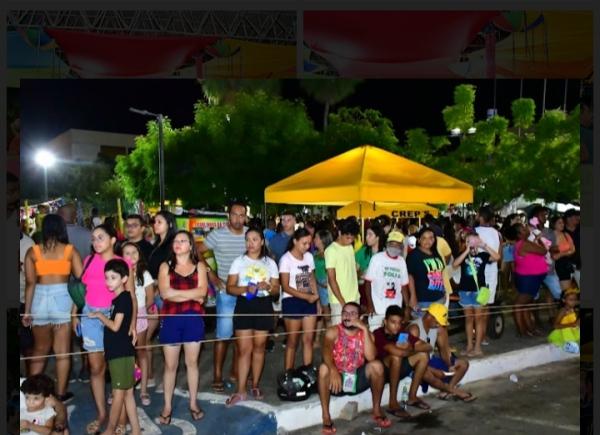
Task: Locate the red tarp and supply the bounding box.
[304,11,500,76]
[45,29,218,77]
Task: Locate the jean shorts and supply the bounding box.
[31,283,72,326]
[81,304,112,352]
[458,291,482,308]
[543,273,562,300]
[413,297,447,318]
[317,284,329,306]
[216,291,237,339]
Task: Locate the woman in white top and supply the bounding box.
[279,228,319,372]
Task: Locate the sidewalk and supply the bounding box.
[37,313,577,434]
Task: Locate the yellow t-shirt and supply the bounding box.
[436,236,453,294]
[325,242,360,305]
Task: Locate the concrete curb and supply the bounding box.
[273,344,578,432]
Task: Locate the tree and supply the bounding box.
[200,79,282,105]
[116,91,318,209]
[300,79,362,129]
[403,84,580,207]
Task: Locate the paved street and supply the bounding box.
[292,359,580,435]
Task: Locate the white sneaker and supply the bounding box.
[155,382,164,393]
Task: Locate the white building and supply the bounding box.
[45,128,137,162]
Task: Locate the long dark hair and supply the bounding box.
[364,223,386,259]
[118,241,149,287]
[245,227,268,259]
[153,210,177,246]
[41,214,69,248]
[286,227,312,252]
[315,229,334,255]
[167,230,200,272]
[416,227,441,260]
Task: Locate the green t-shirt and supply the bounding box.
[314,253,328,288]
[325,242,359,305]
[355,246,373,283]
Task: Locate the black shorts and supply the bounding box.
[384,357,413,382]
[233,296,275,331]
[555,258,574,281]
[331,364,370,396]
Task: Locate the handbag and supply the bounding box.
[467,256,490,306]
[68,254,94,310]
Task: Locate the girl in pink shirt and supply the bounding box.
[76,224,136,435]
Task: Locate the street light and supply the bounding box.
[34,149,56,201]
[129,107,166,210]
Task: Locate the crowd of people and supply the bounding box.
[17,200,581,433]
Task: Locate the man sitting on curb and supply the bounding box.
[374,305,475,416]
[318,302,392,434]
[408,303,476,402]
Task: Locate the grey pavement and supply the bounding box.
[290,359,580,435]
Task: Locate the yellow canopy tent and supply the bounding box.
[336,201,439,219]
[264,145,473,205]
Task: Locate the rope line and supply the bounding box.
[19,304,562,361]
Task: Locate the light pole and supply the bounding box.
[34,149,56,201]
[129,107,166,210]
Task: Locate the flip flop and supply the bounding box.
[407,399,431,410]
[85,419,101,434]
[467,350,484,358]
[211,381,225,393]
[372,414,393,428]
[225,393,247,407]
[140,393,151,406]
[157,412,172,425]
[456,392,477,402]
[190,407,205,421]
[386,407,412,419]
[250,387,264,400]
[437,392,453,401]
[322,422,337,434]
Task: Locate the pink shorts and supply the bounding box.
[136,305,148,333]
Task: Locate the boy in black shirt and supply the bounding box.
[89,259,141,435]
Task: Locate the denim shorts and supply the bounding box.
[317,284,329,306]
[458,291,482,308]
[413,297,446,318]
[159,310,205,345]
[543,273,562,300]
[216,291,237,339]
[282,296,318,319]
[81,304,112,352]
[515,273,546,298]
[31,283,72,326]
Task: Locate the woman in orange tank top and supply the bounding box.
[22,214,83,402]
[549,216,576,291]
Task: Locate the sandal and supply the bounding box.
[437,392,453,401]
[322,422,337,434]
[250,387,264,400]
[211,381,225,393]
[85,419,101,434]
[407,398,431,410]
[386,407,412,419]
[115,424,127,434]
[190,407,205,421]
[140,392,151,406]
[467,350,484,358]
[157,412,172,425]
[225,393,247,407]
[372,414,393,428]
[456,392,477,402]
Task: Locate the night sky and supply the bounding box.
[19,78,581,195]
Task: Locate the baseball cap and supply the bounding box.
[425,303,449,326]
[387,231,405,244]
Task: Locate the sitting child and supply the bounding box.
[548,287,580,352]
[20,374,60,435]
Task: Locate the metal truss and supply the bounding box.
[7,10,296,43]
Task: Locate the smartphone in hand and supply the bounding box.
[397,332,409,344]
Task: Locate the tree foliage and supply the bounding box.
[300,79,362,129]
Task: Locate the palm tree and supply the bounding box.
[200,79,281,105]
[300,79,362,130]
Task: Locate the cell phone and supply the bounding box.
[397,332,409,344]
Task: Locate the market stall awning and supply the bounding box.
[264,145,473,205]
[336,201,439,219]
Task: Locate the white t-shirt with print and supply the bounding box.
[229,255,279,297]
[20,378,56,435]
[278,251,315,300]
[364,251,409,315]
[134,270,154,308]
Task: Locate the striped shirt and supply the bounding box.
[204,225,248,282]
